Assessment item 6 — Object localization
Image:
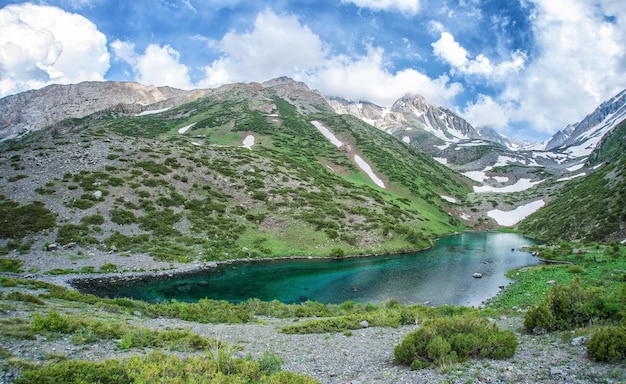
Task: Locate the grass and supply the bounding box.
[488,242,626,311]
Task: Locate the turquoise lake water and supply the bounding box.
[79,232,540,306]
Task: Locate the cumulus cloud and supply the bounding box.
[310,46,462,106]
[0,3,109,97]
[461,95,510,130]
[501,0,626,134]
[111,41,193,89]
[342,0,421,15]
[432,32,526,78]
[448,0,626,137]
[198,9,460,106]
[199,10,328,88]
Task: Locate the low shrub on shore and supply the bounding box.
[14,351,319,384]
[523,277,624,335]
[393,316,517,369]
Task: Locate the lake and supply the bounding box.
[76,232,540,306]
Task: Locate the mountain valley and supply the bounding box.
[1,77,625,383]
[1,77,625,273]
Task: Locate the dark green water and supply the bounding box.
[79,232,539,306]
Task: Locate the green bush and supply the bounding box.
[567,265,584,274]
[524,277,623,334]
[14,351,318,384]
[393,316,517,369]
[110,209,137,225]
[0,258,24,272]
[81,214,105,225]
[587,327,626,362]
[56,224,92,245]
[0,198,57,239]
[68,198,96,210]
[524,302,557,334]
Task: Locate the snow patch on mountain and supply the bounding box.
[177,123,195,134]
[311,120,343,147]
[440,195,457,203]
[138,107,171,116]
[311,120,385,188]
[474,178,544,193]
[354,155,385,188]
[488,200,545,226]
[241,135,255,150]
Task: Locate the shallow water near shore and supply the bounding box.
[80,232,540,306]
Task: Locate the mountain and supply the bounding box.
[2,78,625,265]
[0,78,471,272]
[0,81,212,142]
[519,118,626,242]
[332,89,626,193]
[329,94,485,151]
[545,89,626,154]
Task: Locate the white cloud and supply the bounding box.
[198,10,460,106]
[342,0,421,15]
[199,10,328,87]
[310,46,462,106]
[500,0,626,135]
[111,41,193,89]
[450,0,626,137]
[0,3,109,97]
[461,94,510,129]
[432,32,526,78]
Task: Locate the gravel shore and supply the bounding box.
[2,250,625,383]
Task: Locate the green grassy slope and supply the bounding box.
[519,119,626,242]
[0,85,471,267]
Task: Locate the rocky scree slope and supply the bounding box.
[0,79,470,273]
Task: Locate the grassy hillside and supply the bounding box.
[519,119,626,242]
[0,85,471,270]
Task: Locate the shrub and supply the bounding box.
[56,224,91,246]
[6,291,45,305]
[393,316,517,369]
[567,265,584,274]
[99,263,118,273]
[0,258,24,273]
[524,302,556,334]
[110,209,137,225]
[524,277,623,334]
[0,199,57,239]
[81,214,105,225]
[587,327,626,362]
[67,198,95,210]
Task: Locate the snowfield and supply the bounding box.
[137,107,171,116]
[354,155,386,188]
[241,135,255,150]
[177,123,195,134]
[474,178,544,193]
[311,120,385,189]
[440,195,457,203]
[487,200,545,226]
[311,120,343,147]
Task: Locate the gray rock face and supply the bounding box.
[546,89,626,151]
[329,94,480,145]
[0,81,208,141]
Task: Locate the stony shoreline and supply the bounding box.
[3,246,625,383]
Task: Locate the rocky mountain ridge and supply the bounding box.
[0,82,212,142]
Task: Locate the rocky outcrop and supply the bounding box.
[546,89,626,151]
[0,81,208,141]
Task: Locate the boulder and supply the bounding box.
[472,272,483,278]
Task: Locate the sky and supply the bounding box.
[0,0,625,142]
